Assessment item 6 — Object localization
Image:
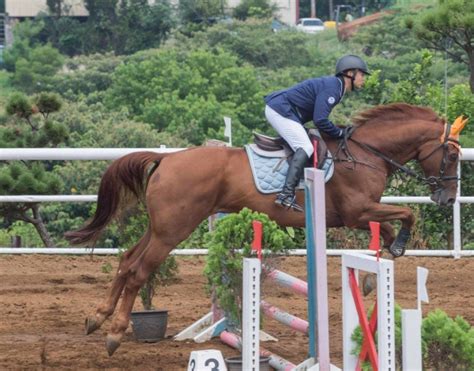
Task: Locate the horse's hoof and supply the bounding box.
[388,227,410,258]
[85,317,101,335]
[106,334,122,356]
[388,243,405,257]
[362,273,377,296]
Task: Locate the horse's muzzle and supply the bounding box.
[430,189,456,206]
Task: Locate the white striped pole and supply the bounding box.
[243,258,261,370]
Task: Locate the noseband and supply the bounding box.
[340,122,460,190]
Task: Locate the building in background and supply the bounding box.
[0,0,299,48]
[4,0,297,21]
[226,0,297,25]
[5,0,87,18]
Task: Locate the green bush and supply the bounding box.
[204,208,292,326]
[422,309,474,369]
[351,304,403,369]
[351,306,474,369]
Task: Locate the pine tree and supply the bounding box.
[413,0,474,92]
[0,92,67,247]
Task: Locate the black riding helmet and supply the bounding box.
[335,54,370,76]
[335,55,370,91]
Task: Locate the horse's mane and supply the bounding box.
[353,103,443,127]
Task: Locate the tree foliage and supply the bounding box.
[114,0,175,55]
[105,48,264,145]
[178,0,224,24]
[411,0,474,92]
[0,92,65,246]
[51,52,124,100]
[41,0,174,56]
[233,0,276,20]
[177,19,326,70]
[2,20,64,93]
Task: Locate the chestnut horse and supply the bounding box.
[65,103,467,355]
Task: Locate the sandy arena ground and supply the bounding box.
[0,254,473,370]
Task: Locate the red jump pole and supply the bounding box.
[348,268,379,371]
[251,220,263,260]
[369,221,381,261]
[313,139,318,168]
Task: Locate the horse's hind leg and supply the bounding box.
[85,228,152,335]
[106,235,173,356]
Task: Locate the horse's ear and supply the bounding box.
[450,116,469,139]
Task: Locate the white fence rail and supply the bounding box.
[1,148,473,258]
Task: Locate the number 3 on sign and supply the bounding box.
[187,350,227,371]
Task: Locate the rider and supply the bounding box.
[264,54,370,212]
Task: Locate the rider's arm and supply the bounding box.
[313,93,343,138]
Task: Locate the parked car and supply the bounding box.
[295,18,325,34]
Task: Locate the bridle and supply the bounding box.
[336,122,460,190]
[417,122,460,188]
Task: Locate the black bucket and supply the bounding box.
[225,356,271,371]
[130,310,168,342]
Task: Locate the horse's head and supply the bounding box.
[417,116,468,206]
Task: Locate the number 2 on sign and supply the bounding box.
[189,358,220,371]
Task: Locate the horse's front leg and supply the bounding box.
[379,222,395,250]
[351,203,415,257]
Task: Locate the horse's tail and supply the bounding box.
[64,151,167,245]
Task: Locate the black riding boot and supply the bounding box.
[275,148,309,212]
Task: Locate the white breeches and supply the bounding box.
[265,105,314,157]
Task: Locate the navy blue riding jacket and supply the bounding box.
[265,76,345,138]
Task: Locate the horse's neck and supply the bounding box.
[358,120,441,165]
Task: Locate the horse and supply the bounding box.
[65,103,467,355]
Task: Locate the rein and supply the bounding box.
[334,123,460,188]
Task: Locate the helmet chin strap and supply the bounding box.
[341,70,356,91]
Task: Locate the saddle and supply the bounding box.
[253,130,329,169]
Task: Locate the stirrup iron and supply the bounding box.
[275,193,303,212]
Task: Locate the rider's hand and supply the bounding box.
[340,125,355,138]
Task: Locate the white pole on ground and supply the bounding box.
[402,265,429,370]
[243,258,261,370]
[453,161,462,258]
[402,309,423,370]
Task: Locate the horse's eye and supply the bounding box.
[448,152,458,162]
